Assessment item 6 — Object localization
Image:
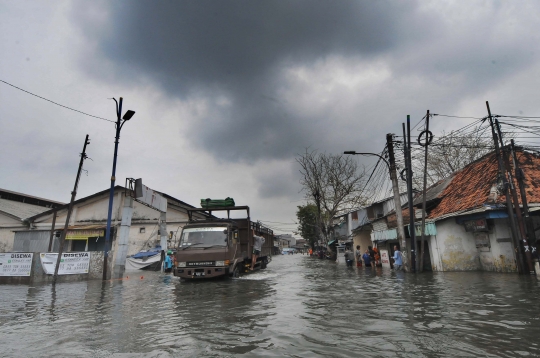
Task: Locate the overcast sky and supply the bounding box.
[2,1,540,235]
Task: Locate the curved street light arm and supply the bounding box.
[343,151,390,168]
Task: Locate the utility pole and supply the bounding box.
[511,140,538,271]
[386,133,408,270]
[486,101,525,274]
[494,118,535,274]
[419,110,430,272]
[53,134,90,284]
[47,210,57,252]
[313,190,322,247]
[403,117,417,272]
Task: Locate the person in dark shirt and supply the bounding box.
[368,246,376,268]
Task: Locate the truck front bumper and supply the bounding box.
[174,266,229,279]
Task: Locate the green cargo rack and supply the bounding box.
[200,197,235,208]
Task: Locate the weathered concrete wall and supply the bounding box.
[478,219,517,272]
[432,218,518,273]
[0,251,113,284]
[433,219,480,271]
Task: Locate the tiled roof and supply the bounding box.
[0,199,51,221]
[427,150,540,219]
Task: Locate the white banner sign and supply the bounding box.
[380,250,391,269]
[0,253,33,276]
[40,252,91,275]
[134,179,167,212]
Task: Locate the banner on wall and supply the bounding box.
[380,250,391,269]
[40,252,90,275]
[66,229,104,240]
[0,253,33,276]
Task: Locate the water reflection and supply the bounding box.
[0,255,539,357]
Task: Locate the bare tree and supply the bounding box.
[296,149,368,243]
[410,125,495,188]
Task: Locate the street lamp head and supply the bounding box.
[122,110,135,120]
[343,151,356,155]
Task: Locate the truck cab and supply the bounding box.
[173,206,272,279]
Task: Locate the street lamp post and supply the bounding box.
[103,97,135,280]
[344,148,409,271]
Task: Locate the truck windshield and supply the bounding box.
[180,227,228,248]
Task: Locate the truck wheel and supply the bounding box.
[231,266,240,278]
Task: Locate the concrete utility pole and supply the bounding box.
[112,195,134,279]
[510,140,539,274]
[53,134,90,284]
[386,133,408,270]
[419,110,430,272]
[159,211,168,270]
[403,117,417,272]
[486,101,526,274]
[47,210,57,252]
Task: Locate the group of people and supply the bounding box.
[343,245,378,268]
[344,244,403,271]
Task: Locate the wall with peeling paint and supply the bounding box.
[432,217,518,273]
[434,219,480,271]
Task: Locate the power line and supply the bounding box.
[432,114,486,120]
[0,80,115,123]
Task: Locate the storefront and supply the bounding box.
[62,226,107,252]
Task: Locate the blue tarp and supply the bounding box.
[131,246,162,259]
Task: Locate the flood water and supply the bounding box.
[1,255,540,357]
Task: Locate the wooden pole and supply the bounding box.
[53,135,90,284]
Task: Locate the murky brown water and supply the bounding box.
[1,255,540,357]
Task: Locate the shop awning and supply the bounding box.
[371,228,397,242]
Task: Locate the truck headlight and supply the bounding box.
[177,262,186,268]
[215,260,225,266]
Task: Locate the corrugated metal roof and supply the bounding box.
[0,198,51,220]
[0,188,65,205]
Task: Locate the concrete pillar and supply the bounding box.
[113,196,133,278]
[159,212,168,252]
[347,213,353,241]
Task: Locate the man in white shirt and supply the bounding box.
[251,229,265,271]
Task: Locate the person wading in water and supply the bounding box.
[251,229,265,271]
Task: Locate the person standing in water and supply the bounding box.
[251,229,265,271]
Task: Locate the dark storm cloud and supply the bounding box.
[73,0,425,161]
[73,1,540,163]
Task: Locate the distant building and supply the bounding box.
[0,188,64,252]
[2,186,207,258]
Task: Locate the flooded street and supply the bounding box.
[1,255,540,357]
